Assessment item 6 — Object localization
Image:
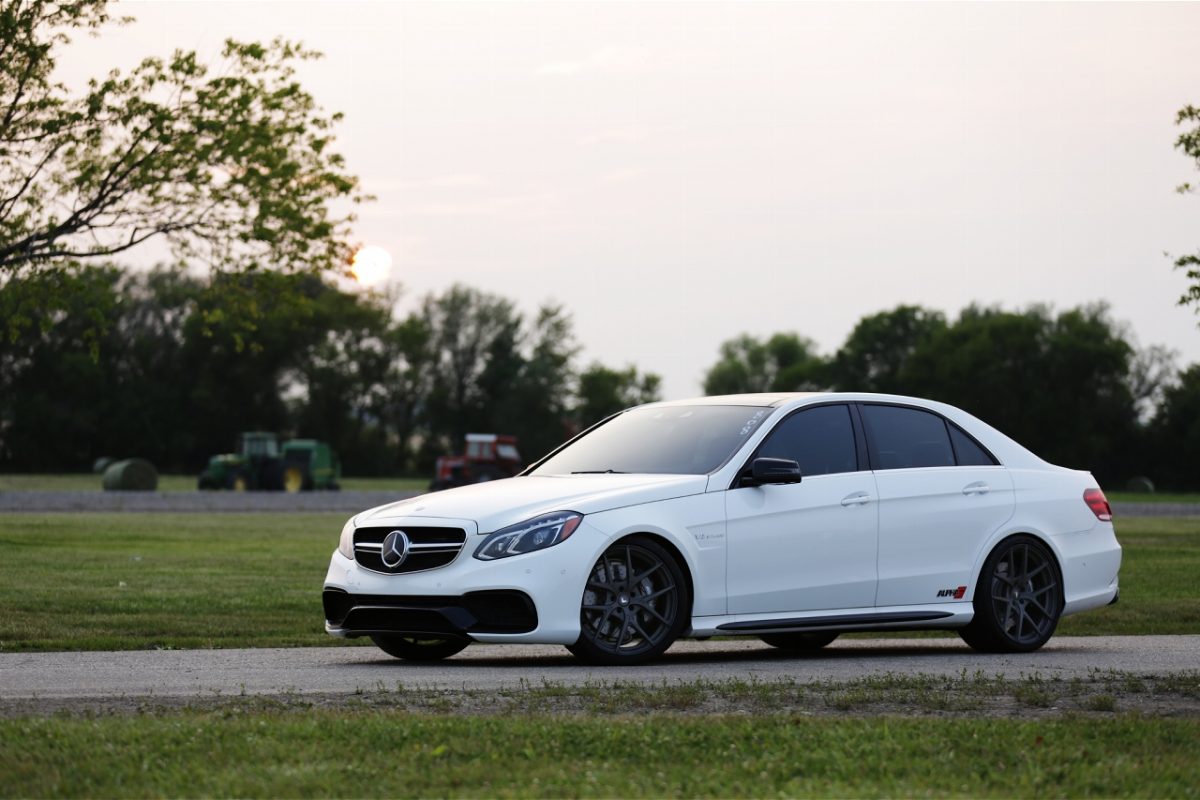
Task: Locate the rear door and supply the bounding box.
[860,403,1014,607]
[725,403,879,614]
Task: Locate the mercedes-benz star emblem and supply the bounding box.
[380,530,410,569]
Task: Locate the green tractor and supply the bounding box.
[198,432,341,492]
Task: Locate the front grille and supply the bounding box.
[353,525,467,574]
[323,588,538,635]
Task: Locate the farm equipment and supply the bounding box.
[430,433,522,490]
[198,432,341,492]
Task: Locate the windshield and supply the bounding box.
[530,405,774,476]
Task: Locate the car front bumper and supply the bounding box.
[322,517,609,645]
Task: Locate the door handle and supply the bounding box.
[840,492,873,507]
[962,482,990,496]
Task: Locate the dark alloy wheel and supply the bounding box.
[370,634,469,662]
[759,632,838,652]
[567,537,688,666]
[960,535,1063,653]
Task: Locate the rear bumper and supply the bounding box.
[1052,522,1122,616]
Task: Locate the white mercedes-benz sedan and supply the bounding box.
[322,393,1122,665]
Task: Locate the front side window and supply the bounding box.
[861,404,955,470]
[530,405,773,476]
[755,404,858,477]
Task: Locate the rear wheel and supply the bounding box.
[370,635,469,662]
[568,537,688,666]
[759,632,838,651]
[960,535,1063,653]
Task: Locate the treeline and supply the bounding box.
[704,305,1198,490]
[0,265,659,474]
[3,268,1197,489]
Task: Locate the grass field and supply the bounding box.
[0,513,1196,651]
[0,474,428,492]
[1,708,1196,797]
[1108,490,1200,504]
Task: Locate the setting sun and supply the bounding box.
[351,245,393,286]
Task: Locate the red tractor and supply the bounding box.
[430,433,523,490]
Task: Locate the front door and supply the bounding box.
[725,404,879,614]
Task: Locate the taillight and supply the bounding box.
[1084,488,1112,522]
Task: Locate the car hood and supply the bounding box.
[357,473,709,533]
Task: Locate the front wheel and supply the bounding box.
[959,534,1063,653]
[370,635,469,662]
[567,537,688,666]
[759,632,838,652]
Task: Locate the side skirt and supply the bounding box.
[688,602,974,637]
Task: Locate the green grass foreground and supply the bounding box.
[0,514,1196,651]
[0,473,428,492]
[1,710,1196,798]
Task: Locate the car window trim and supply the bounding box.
[727,401,863,490]
[855,401,1000,470]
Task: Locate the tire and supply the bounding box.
[959,534,1063,653]
[567,536,689,666]
[283,466,305,494]
[370,635,469,662]
[225,470,248,492]
[759,632,838,651]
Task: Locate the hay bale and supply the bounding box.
[1125,476,1155,494]
[102,459,158,491]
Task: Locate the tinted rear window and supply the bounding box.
[756,405,858,477]
[861,404,955,470]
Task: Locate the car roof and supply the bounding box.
[644,391,937,409]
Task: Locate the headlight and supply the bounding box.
[474,511,583,561]
[337,517,356,559]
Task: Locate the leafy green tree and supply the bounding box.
[417,285,580,465]
[575,363,663,428]
[503,305,580,461]
[828,305,946,393]
[1,1,364,341]
[703,333,827,395]
[285,288,399,475]
[1173,104,1200,314]
[902,304,1141,481]
[420,285,523,450]
[1149,364,1200,489]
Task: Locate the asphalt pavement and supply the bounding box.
[2,636,1195,700]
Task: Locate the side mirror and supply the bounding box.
[741,457,803,487]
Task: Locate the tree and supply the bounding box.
[703,333,826,395]
[828,305,946,393]
[575,363,662,429]
[420,285,524,450]
[1173,104,1200,314]
[1,1,364,340]
[503,305,580,460]
[902,304,1142,482]
[1149,364,1200,489]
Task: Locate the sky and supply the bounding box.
[56,1,1200,399]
